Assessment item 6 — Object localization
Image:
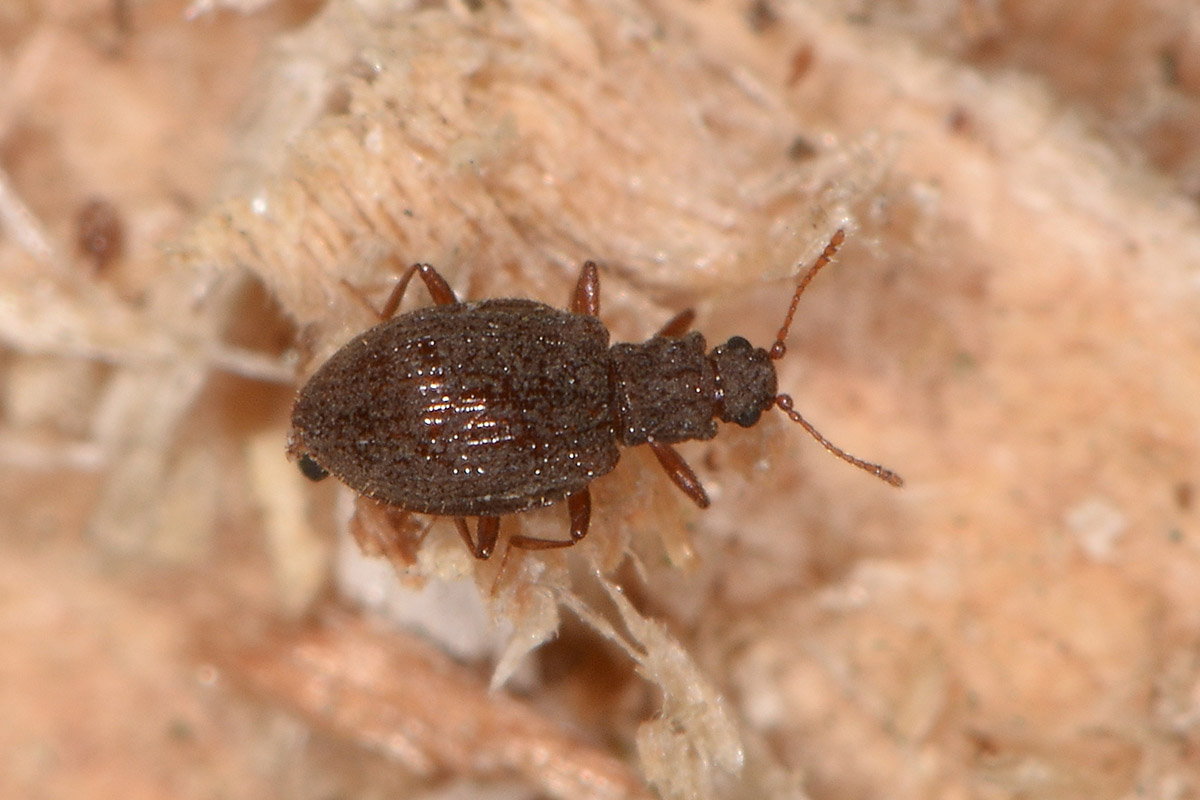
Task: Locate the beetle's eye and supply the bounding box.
[297,453,330,482]
[726,335,752,350]
[733,407,763,427]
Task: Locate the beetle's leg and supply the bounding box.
[503,489,592,553]
[569,261,601,317]
[378,263,460,320]
[454,517,476,555]
[655,309,695,338]
[490,492,591,592]
[455,516,500,559]
[476,516,500,559]
[647,440,711,508]
[567,489,591,542]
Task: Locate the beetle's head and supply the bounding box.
[710,336,777,428]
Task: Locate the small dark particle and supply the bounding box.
[745,0,778,32]
[786,44,815,87]
[324,83,353,115]
[947,106,972,135]
[787,135,817,161]
[113,0,131,35]
[967,729,1001,757]
[166,718,195,742]
[952,351,977,374]
[75,197,124,271]
[1176,481,1193,512]
[1160,49,1180,87]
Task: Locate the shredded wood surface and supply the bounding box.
[2,1,1200,798]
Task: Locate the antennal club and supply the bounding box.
[770,228,845,360]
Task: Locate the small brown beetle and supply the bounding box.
[288,230,901,562]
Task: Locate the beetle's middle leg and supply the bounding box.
[505,489,592,552]
[492,490,592,585]
[647,440,711,508]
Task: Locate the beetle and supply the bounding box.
[288,229,902,562]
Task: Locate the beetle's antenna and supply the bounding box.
[770,228,845,360]
[766,229,902,485]
[775,395,903,486]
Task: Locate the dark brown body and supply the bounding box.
[291,297,773,517]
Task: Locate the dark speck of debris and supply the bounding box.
[788,135,817,160]
[1176,481,1193,511]
[787,44,815,86]
[745,0,778,32]
[75,197,124,271]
